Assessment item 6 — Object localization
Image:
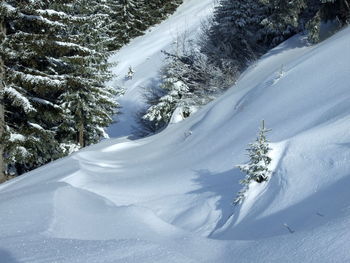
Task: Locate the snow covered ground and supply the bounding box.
[106,0,215,137]
[1,0,350,261]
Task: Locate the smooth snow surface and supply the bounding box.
[1,4,350,263]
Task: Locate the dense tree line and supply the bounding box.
[140,0,349,135]
[0,0,183,180]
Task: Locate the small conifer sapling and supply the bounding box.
[234,120,272,205]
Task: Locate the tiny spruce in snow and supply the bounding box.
[234,120,272,205]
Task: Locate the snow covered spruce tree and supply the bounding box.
[0,0,69,175]
[0,11,6,182]
[321,0,350,24]
[234,121,272,205]
[84,0,138,51]
[306,0,350,43]
[0,0,119,176]
[258,0,350,45]
[61,0,122,52]
[113,0,145,45]
[103,0,184,49]
[142,77,191,131]
[143,0,183,26]
[258,0,307,46]
[50,0,119,148]
[201,0,267,73]
[140,38,227,134]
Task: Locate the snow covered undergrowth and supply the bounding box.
[106,0,215,137]
[1,23,350,263]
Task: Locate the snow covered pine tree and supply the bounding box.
[0,0,68,175]
[142,78,191,131]
[53,0,119,149]
[234,120,272,205]
[115,0,145,45]
[0,10,5,182]
[259,0,307,46]
[202,0,267,72]
[0,0,119,176]
[143,0,183,26]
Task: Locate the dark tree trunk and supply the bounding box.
[79,122,84,148]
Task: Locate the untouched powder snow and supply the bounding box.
[107,0,215,137]
[1,10,350,263]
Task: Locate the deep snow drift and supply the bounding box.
[1,7,350,263]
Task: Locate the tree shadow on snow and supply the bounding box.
[190,168,243,236]
[260,35,308,61]
[0,249,20,263]
[232,173,350,240]
[207,167,350,241]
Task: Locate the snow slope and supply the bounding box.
[1,11,350,263]
[107,0,215,137]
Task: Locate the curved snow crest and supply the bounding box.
[47,184,186,241]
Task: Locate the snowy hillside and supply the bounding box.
[1,5,350,263]
[107,0,215,137]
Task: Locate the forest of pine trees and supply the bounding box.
[140,0,349,135]
[0,0,183,180]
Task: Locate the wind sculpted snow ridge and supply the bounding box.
[0,21,350,263]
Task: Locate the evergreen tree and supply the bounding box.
[75,0,126,51]
[101,0,130,50]
[202,0,267,71]
[258,0,349,45]
[142,77,191,131]
[0,0,119,176]
[107,0,184,49]
[306,9,322,43]
[144,0,183,26]
[320,0,350,24]
[1,0,67,175]
[234,121,272,205]
[114,0,145,44]
[0,12,5,182]
[140,39,227,134]
[0,0,185,176]
[49,0,120,148]
[306,0,350,43]
[259,0,307,46]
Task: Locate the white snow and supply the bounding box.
[1,2,15,12]
[1,1,350,262]
[9,134,25,142]
[28,122,44,131]
[5,86,36,113]
[12,71,64,88]
[55,41,92,53]
[37,9,69,18]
